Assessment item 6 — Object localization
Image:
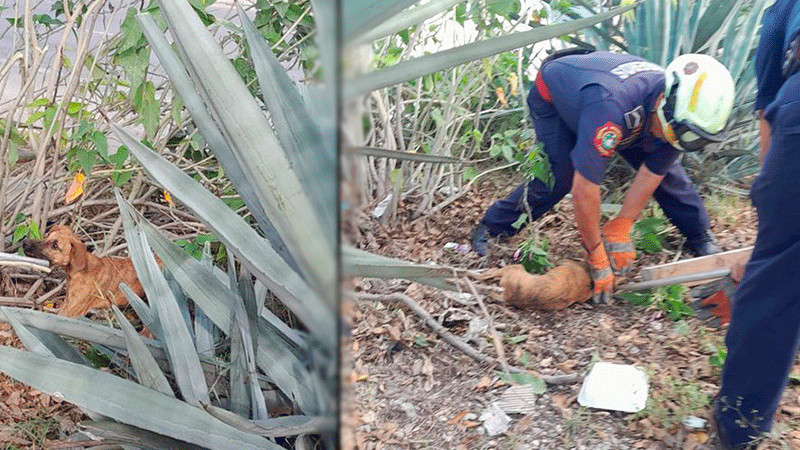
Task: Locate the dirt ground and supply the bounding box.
[345,173,800,450]
[0,325,85,446]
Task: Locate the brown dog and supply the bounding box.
[23,225,146,318]
[473,261,593,311]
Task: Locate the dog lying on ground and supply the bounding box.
[23,225,146,318]
[473,261,593,310]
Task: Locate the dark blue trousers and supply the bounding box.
[716,74,800,448]
[480,87,710,241]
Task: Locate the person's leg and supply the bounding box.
[715,97,800,448]
[617,148,717,255]
[479,89,576,238]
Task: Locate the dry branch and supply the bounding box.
[466,278,510,373]
[357,292,501,368]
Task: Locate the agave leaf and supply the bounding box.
[724,0,767,82]
[120,283,163,340]
[342,246,458,290]
[133,214,325,414]
[26,328,89,366]
[110,304,174,397]
[0,307,165,358]
[114,125,335,351]
[254,331,329,415]
[342,0,420,43]
[344,2,637,97]
[229,271,268,420]
[307,0,337,99]
[644,0,658,64]
[136,14,298,274]
[260,308,306,350]
[204,403,336,437]
[117,191,209,407]
[237,5,335,236]
[343,246,453,278]
[692,0,741,51]
[2,308,107,420]
[0,347,276,449]
[194,309,217,357]
[79,421,206,449]
[165,269,194,339]
[238,269,261,356]
[230,314,251,419]
[348,0,463,46]
[2,307,56,357]
[153,0,335,298]
[686,0,705,51]
[345,146,464,164]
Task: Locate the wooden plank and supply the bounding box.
[641,247,753,281]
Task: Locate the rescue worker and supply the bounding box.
[470,50,735,303]
[712,0,800,447]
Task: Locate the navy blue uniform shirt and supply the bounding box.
[539,52,679,184]
[755,0,800,118]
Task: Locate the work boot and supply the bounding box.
[709,399,739,450]
[684,230,721,257]
[471,224,490,256]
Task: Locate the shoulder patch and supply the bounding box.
[623,106,645,133]
[594,122,622,157]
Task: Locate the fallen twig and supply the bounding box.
[466,278,510,373]
[0,297,36,308]
[357,292,504,369]
[0,252,51,273]
[540,373,580,385]
[34,280,67,306]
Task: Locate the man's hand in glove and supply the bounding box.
[588,243,614,304]
[690,262,745,326]
[602,217,636,274]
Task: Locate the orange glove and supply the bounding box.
[602,217,636,274]
[690,275,738,327]
[588,243,614,304]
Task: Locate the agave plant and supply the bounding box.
[0,0,339,447]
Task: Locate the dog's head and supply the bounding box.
[23,225,89,274]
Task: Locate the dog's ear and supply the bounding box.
[69,239,89,272]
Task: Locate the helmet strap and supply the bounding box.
[657,76,683,150]
[663,73,680,124]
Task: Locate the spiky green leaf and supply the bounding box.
[0,347,276,449]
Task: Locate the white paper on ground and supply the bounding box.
[577,361,648,413]
[479,402,512,436]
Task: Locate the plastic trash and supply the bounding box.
[444,242,471,252]
[577,361,648,413]
[372,193,393,218]
[682,415,708,429]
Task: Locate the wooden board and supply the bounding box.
[641,247,753,282]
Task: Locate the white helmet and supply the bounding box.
[656,54,735,151]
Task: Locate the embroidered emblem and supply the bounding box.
[594,122,622,157]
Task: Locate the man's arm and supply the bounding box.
[572,171,614,303]
[619,163,666,220]
[572,163,663,258]
[756,109,771,164]
[572,171,603,250]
